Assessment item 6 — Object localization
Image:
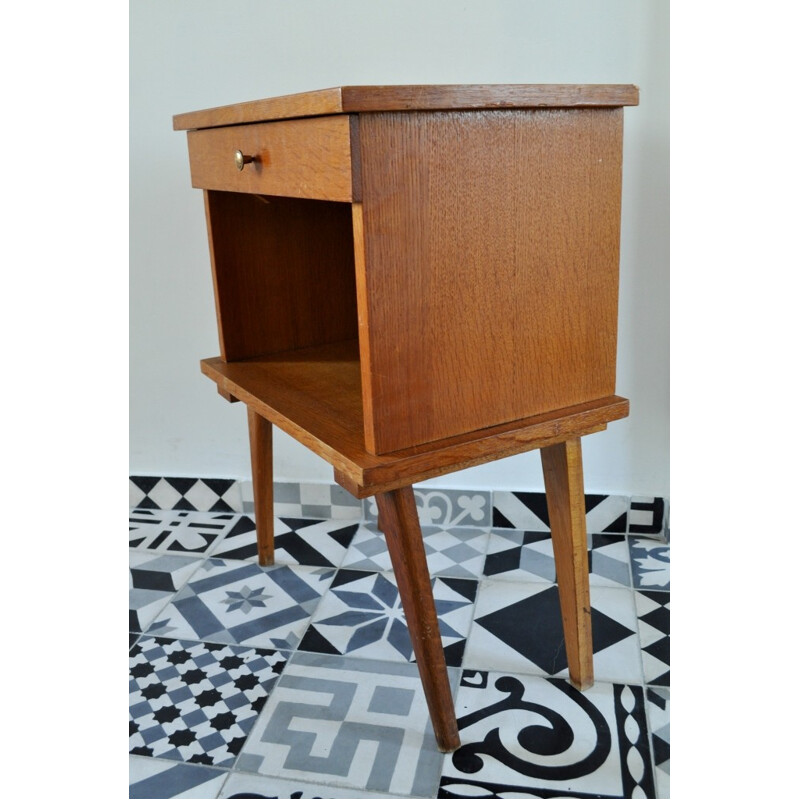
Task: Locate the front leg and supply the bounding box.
[376,487,461,752]
[541,438,594,689]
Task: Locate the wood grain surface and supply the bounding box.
[174,84,638,130]
[187,115,356,202]
[203,192,358,361]
[199,341,629,496]
[356,108,624,453]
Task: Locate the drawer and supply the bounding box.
[187,115,357,202]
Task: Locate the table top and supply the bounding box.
[173,83,639,130]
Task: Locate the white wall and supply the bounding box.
[130,0,669,498]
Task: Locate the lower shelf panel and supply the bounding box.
[200,340,629,497]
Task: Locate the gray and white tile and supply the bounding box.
[220,772,403,798]
[342,522,489,579]
[145,558,335,649]
[129,551,205,632]
[629,537,670,591]
[364,488,492,528]
[238,651,455,797]
[129,756,227,798]
[256,481,363,520]
[483,530,632,588]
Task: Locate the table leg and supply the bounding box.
[375,487,461,752]
[541,437,594,690]
[247,408,274,567]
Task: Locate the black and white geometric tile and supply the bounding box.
[130,476,241,512]
[628,497,666,538]
[144,558,335,649]
[127,491,670,799]
[300,569,477,667]
[237,651,457,797]
[129,756,227,799]
[440,670,655,798]
[635,591,670,687]
[464,582,642,685]
[484,530,632,588]
[129,551,205,633]
[129,636,287,767]
[492,492,628,535]
[209,514,359,567]
[129,509,237,555]
[645,687,670,799]
[341,522,489,579]
[364,488,493,528]
[629,537,670,591]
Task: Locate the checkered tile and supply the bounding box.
[251,481,363,520]
[130,476,241,512]
[341,523,489,578]
[129,636,286,766]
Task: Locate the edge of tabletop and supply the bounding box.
[172,84,640,130]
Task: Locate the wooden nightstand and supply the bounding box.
[174,84,638,752]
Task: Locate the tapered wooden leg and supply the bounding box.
[375,487,461,752]
[247,408,274,567]
[541,438,594,690]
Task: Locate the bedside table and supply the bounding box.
[174,84,638,751]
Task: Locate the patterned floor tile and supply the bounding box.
[129,755,228,798]
[130,509,236,555]
[440,670,655,798]
[237,651,455,797]
[464,582,642,684]
[220,772,403,798]
[628,498,665,537]
[635,591,670,686]
[130,551,205,632]
[341,523,489,578]
[131,476,241,512]
[483,531,631,588]
[129,636,287,767]
[210,514,359,567]
[645,687,669,798]
[492,493,628,534]
[145,558,335,649]
[365,488,492,528]
[267,481,364,520]
[299,569,477,666]
[629,538,670,591]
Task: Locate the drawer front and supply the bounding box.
[187,115,356,202]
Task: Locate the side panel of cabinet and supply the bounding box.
[355,108,624,454]
[204,191,358,361]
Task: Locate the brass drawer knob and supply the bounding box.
[234,150,256,171]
